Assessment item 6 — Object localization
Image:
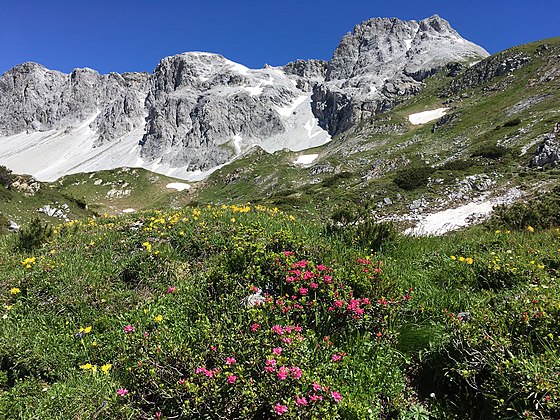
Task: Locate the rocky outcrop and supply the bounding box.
[283,59,327,91]
[0,63,149,145]
[445,51,530,95]
[313,15,489,136]
[139,52,327,172]
[530,133,560,167]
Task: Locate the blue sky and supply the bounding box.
[1,0,559,75]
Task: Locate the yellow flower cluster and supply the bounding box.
[20,257,36,269]
[78,326,92,334]
[80,363,112,374]
[450,256,474,265]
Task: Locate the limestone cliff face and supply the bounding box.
[0,62,148,145]
[0,15,488,180]
[312,15,489,135]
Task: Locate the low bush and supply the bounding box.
[393,164,435,190]
[16,217,53,251]
[470,144,509,159]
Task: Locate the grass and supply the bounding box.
[0,204,559,418]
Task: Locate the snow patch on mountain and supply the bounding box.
[166,182,191,191]
[408,108,448,125]
[294,154,319,165]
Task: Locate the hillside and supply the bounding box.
[197,37,560,233]
[1,204,559,418]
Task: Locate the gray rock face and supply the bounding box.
[283,59,327,91]
[0,15,488,180]
[313,15,489,135]
[0,63,149,145]
[530,133,560,167]
[139,52,322,171]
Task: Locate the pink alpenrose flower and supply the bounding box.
[117,387,129,396]
[274,403,288,415]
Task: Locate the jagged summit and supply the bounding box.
[0,15,488,181]
[314,15,489,135]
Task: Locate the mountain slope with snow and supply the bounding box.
[0,15,487,181]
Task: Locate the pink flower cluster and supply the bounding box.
[196,366,220,378]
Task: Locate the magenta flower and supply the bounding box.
[323,275,332,283]
[117,387,129,396]
[277,366,289,380]
[225,357,236,365]
[227,375,237,384]
[124,324,135,333]
[271,325,284,335]
[290,366,302,379]
[331,354,342,362]
[282,337,292,345]
[274,403,288,415]
[166,286,176,293]
[272,347,283,355]
[298,287,308,296]
[250,323,261,332]
[331,391,343,403]
[295,395,308,406]
[312,382,322,391]
[309,393,323,402]
[317,264,328,271]
[309,282,319,289]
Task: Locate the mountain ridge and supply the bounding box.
[0,15,488,181]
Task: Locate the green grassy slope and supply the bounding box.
[0,204,558,418]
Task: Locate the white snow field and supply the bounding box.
[166,182,191,191]
[293,154,319,165]
[408,108,448,125]
[405,188,523,236]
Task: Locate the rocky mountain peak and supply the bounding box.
[313,15,489,136]
[0,15,489,181]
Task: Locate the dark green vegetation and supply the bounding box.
[1,204,559,419]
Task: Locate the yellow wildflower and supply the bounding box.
[450,255,457,260]
[142,241,152,252]
[527,225,535,232]
[465,257,474,265]
[83,326,92,334]
[10,287,21,295]
[154,314,163,323]
[458,256,465,262]
[101,363,112,374]
[80,363,93,370]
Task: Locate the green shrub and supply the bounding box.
[502,117,521,127]
[487,187,560,230]
[393,164,435,190]
[471,144,509,159]
[16,217,53,251]
[0,166,12,188]
[440,159,474,171]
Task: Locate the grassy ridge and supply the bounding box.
[1,205,558,418]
